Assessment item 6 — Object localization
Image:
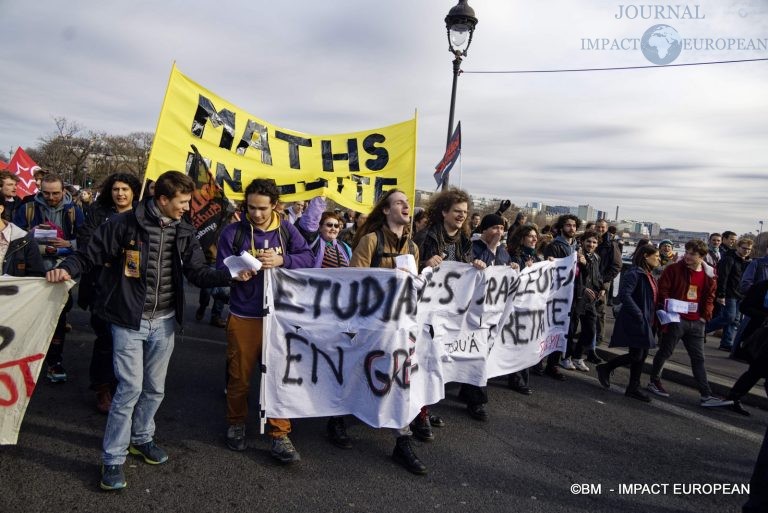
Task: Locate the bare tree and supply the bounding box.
[36,117,97,185]
[87,131,153,187]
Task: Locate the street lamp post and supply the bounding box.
[759,220,763,237]
[442,0,478,191]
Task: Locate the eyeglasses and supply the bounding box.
[739,246,752,251]
[324,223,340,229]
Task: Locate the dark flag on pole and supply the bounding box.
[434,122,461,188]
[186,144,234,251]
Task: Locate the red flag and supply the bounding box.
[7,147,40,198]
[434,122,461,189]
[0,161,8,170]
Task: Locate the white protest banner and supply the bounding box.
[417,263,514,388]
[0,277,73,444]
[265,267,424,428]
[264,255,576,428]
[486,255,576,378]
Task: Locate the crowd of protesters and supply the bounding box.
[2,170,767,503]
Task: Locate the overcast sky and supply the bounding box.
[1,0,766,235]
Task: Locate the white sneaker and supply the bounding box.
[572,359,589,372]
[560,358,576,371]
[700,396,734,408]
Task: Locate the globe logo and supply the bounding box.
[641,24,683,65]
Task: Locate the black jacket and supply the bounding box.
[413,224,472,270]
[596,233,622,288]
[717,248,750,300]
[573,252,602,315]
[739,280,768,342]
[2,227,45,277]
[543,236,575,259]
[58,199,231,330]
[509,250,542,269]
[76,202,131,310]
[609,266,657,349]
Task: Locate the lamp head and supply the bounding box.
[445,0,478,56]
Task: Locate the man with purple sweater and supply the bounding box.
[217,179,313,462]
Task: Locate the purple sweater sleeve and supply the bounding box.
[298,197,326,234]
[282,221,315,269]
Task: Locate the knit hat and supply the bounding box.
[659,239,673,247]
[479,214,505,232]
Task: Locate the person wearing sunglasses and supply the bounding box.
[295,197,353,448]
[296,197,352,269]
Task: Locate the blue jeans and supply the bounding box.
[199,286,229,318]
[103,318,175,465]
[705,298,740,349]
[731,314,751,356]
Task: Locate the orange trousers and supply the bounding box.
[226,315,291,438]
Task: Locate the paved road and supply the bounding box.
[1,288,765,513]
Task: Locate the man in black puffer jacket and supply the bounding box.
[706,237,753,350]
[47,171,255,492]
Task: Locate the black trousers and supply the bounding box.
[744,426,768,513]
[88,312,115,389]
[602,347,649,389]
[509,368,530,387]
[595,296,607,344]
[728,344,768,401]
[45,294,73,366]
[568,308,597,360]
[459,384,487,406]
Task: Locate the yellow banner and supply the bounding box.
[145,65,417,212]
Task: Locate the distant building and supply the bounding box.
[658,228,709,244]
[547,205,573,216]
[577,204,596,223]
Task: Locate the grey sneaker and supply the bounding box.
[128,440,168,465]
[700,396,734,408]
[100,464,126,491]
[270,435,301,463]
[647,378,670,398]
[226,424,246,451]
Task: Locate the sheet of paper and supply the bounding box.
[656,309,680,325]
[394,254,418,275]
[665,298,692,314]
[223,251,262,277]
[33,229,58,241]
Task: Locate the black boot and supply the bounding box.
[596,364,611,389]
[586,350,604,365]
[729,400,751,416]
[392,436,427,475]
[467,403,489,421]
[625,382,651,403]
[327,416,352,449]
[410,413,434,442]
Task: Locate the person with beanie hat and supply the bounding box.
[479,213,505,233]
[655,239,678,279]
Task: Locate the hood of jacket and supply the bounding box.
[4,222,28,242]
